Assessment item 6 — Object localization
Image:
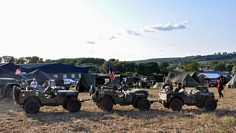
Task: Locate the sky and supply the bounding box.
[1,0,236,61]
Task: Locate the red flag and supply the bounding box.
[15,68,21,75]
[109,65,115,81]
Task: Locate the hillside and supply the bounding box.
[134,52,236,63]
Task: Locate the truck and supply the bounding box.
[0,78,20,99]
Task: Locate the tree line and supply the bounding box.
[1,55,236,76]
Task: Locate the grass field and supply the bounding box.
[0,87,236,133]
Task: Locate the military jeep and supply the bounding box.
[90,86,150,111]
[159,86,218,111]
[13,83,81,114]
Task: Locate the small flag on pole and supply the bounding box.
[109,65,115,81]
[15,68,21,75]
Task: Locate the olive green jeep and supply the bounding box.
[90,85,151,112]
[13,80,81,114]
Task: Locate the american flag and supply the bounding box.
[15,68,21,75]
[109,65,115,81]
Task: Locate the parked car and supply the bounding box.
[63,79,75,85]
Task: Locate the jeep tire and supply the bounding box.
[67,99,81,112]
[170,98,183,111]
[99,98,113,111]
[24,100,40,114]
[137,98,150,111]
[204,98,217,111]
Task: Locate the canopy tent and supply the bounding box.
[77,74,98,92]
[23,69,63,86]
[0,67,23,80]
[166,72,198,87]
[198,73,220,79]
[226,75,236,88]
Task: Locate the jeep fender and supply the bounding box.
[0,83,19,99]
[24,96,41,105]
[169,96,184,104]
[133,96,148,105]
[63,96,78,105]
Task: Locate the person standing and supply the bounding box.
[217,78,224,98]
[30,78,38,89]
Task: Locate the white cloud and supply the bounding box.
[99,21,190,40]
[87,41,96,44]
[125,29,143,36]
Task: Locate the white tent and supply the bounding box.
[226,75,236,89]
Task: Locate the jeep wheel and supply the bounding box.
[170,98,182,111]
[99,98,113,111]
[137,98,150,111]
[24,100,40,114]
[204,98,217,111]
[67,99,81,112]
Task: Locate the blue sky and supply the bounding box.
[0,0,236,61]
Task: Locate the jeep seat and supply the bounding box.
[44,87,56,97]
[26,86,34,91]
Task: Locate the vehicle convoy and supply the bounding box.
[89,85,151,111]
[158,85,218,111]
[13,80,82,114]
[0,78,20,99]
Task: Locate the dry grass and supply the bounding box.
[0,87,236,133]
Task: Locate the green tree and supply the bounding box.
[183,60,199,72]
[99,60,114,74]
[209,60,219,70]
[89,64,100,73]
[15,57,27,64]
[137,62,150,76]
[214,62,226,71]
[25,56,40,63]
[231,65,236,74]
[2,55,15,63]
[37,58,45,63]
[159,61,169,76]
[226,64,234,73]
[146,62,160,74]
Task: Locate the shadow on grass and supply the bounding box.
[103,106,236,120]
[26,110,114,122]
